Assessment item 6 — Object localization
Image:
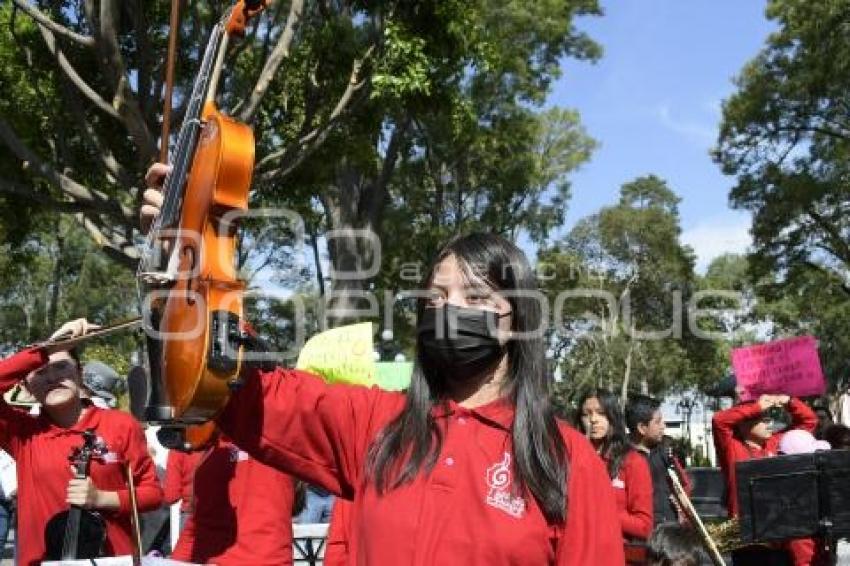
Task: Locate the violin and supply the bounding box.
[137,1,267,437]
[44,429,107,560]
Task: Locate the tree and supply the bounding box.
[699,253,850,396]
[714,0,850,290]
[278,1,602,323]
[0,0,381,267]
[0,218,140,357]
[0,1,603,334]
[542,176,724,404]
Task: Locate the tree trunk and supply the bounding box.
[621,340,635,405]
[47,230,64,332]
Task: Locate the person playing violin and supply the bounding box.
[0,319,162,565]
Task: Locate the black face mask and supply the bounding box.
[417,304,509,382]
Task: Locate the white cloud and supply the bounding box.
[656,103,717,146]
[682,215,752,273]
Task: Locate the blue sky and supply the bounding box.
[547,0,776,272]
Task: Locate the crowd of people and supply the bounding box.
[0,174,844,565]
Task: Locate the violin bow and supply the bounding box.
[126,462,143,565]
[160,0,181,163]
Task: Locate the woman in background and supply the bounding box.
[576,389,653,543]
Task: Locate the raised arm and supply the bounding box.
[216,366,401,499]
[784,397,817,433]
[0,348,46,394]
[711,395,775,462]
[0,348,48,450]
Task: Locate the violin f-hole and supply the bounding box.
[181,246,197,305]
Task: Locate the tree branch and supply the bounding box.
[0,118,137,228]
[806,206,850,265]
[256,44,375,181]
[74,213,139,269]
[12,0,95,47]
[363,114,411,224]
[35,22,120,120]
[85,0,156,162]
[60,80,134,188]
[0,178,94,215]
[802,260,850,296]
[237,0,304,123]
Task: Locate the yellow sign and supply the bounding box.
[296,322,377,386]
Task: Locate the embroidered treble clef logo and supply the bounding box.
[486,452,511,489]
[484,452,525,518]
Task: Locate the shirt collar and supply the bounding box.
[431,396,515,431]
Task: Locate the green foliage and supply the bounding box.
[541,176,726,399]
[0,0,603,359]
[0,218,140,356]
[714,0,850,283]
[372,22,432,100]
[714,0,850,393]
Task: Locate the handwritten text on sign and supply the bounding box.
[731,336,825,401]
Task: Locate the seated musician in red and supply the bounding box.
[712,393,818,565]
[144,166,625,565]
[0,320,163,566]
[576,390,654,543]
[168,432,295,566]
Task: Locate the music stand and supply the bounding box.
[736,449,850,547]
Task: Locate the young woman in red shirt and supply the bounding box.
[0,320,163,565]
[143,164,624,564]
[576,390,654,544]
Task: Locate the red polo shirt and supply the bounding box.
[163,449,204,512]
[217,367,624,565]
[170,436,295,565]
[603,449,653,540]
[0,348,163,566]
[712,398,817,517]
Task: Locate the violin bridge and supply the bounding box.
[139,245,182,286]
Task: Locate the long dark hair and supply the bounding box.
[366,233,568,522]
[575,389,631,479]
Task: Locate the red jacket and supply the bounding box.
[163,449,204,512]
[712,398,817,518]
[603,449,653,540]
[170,436,294,566]
[217,367,625,565]
[0,348,163,566]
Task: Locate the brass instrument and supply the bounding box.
[665,451,727,566]
[705,518,741,556]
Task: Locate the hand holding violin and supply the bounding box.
[66,476,118,510]
[140,163,170,234]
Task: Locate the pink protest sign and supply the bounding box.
[731,336,825,401]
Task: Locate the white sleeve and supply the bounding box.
[0,450,16,498]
